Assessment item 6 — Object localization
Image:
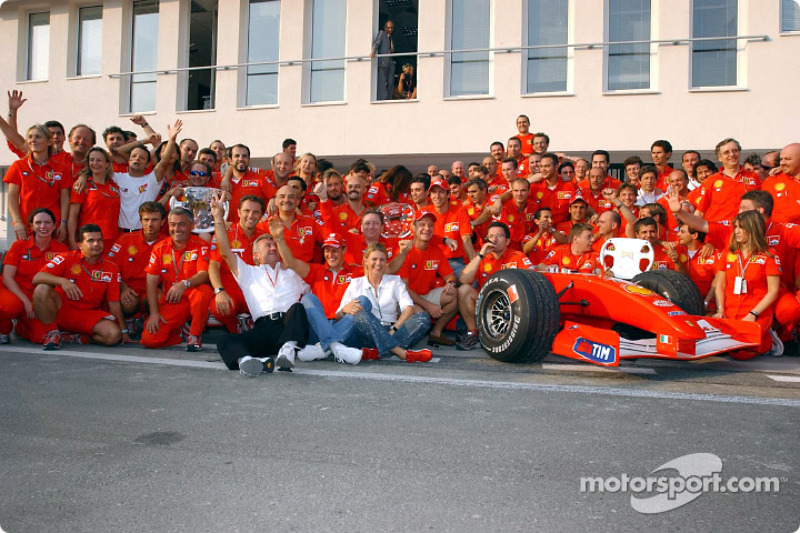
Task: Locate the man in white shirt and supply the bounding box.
[211,198,310,376]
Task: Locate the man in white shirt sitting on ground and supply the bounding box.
[211,196,310,376]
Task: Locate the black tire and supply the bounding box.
[476,269,560,363]
[631,269,705,316]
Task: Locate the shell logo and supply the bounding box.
[536,192,544,199]
[775,183,786,192]
[483,264,492,272]
[339,213,348,221]
[713,180,723,189]
[70,264,81,275]
[623,284,653,296]
[562,257,571,266]
[679,254,688,263]
[727,253,737,262]
[128,246,138,255]
[508,215,515,222]
[163,254,172,264]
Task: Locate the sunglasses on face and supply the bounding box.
[190,170,208,177]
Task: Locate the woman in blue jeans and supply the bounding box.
[336,243,432,362]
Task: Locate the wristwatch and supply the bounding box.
[182,280,191,287]
[214,287,225,295]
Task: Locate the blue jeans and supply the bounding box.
[301,293,356,352]
[448,257,466,280]
[345,296,431,357]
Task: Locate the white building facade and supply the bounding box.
[0,0,798,166]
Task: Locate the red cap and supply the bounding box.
[414,210,438,223]
[429,179,448,191]
[322,232,344,249]
[570,194,588,206]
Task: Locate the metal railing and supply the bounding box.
[107,34,769,78]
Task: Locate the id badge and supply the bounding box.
[733,276,747,295]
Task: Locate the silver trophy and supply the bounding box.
[169,187,228,233]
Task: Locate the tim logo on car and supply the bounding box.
[572,337,617,364]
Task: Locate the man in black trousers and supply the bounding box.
[211,196,309,377]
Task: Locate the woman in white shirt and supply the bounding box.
[337,243,432,362]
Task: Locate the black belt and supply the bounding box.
[256,312,285,323]
[118,227,139,233]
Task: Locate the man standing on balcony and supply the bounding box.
[371,20,395,101]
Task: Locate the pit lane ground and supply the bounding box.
[1,331,798,532]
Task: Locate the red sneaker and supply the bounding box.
[361,348,380,361]
[405,349,432,363]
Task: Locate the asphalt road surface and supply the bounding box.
[1,337,799,533]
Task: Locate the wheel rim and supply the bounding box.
[482,290,511,339]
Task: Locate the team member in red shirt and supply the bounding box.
[457,222,535,350]
[539,223,603,275]
[555,196,590,234]
[5,124,70,242]
[515,114,534,156]
[530,153,576,225]
[492,178,539,249]
[142,208,213,351]
[106,202,166,326]
[650,140,675,191]
[394,211,459,346]
[578,150,622,190]
[522,207,564,264]
[67,147,120,252]
[761,143,800,225]
[634,217,678,271]
[506,137,529,177]
[713,211,782,358]
[422,178,476,275]
[694,138,761,222]
[580,167,616,215]
[220,144,275,224]
[0,208,69,344]
[257,185,324,263]
[591,210,622,253]
[268,225,364,364]
[674,223,718,303]
[657,169,691,237]
[209,196,265,333]
[31,224,127,350]
[341,209,400,265]
[319,173,369,233]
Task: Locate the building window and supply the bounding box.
[525,0,568,93]
[309,0,346,103]
[691,0,737,88]
[607,0,651,91]
[183,0,217,111]
[449,0,490,96]
[782,0,800,31]
[77,6,102,76]
[245,0,280,106]
[27,12,50,81]
[129,0,159,113]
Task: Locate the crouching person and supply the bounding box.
[211,196,310,376]
[336,243,433,362]
[32,224,129,350]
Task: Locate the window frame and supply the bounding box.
[445,0,493,98]
[125,0,160,114]
[303,0,347,104]
[689,0,741,90]
[74,4,103,78]
[25,10,50,82]
[522,0,572,95]
[779,0,800,34]
[240,0,282,108]
[603,0,654,93]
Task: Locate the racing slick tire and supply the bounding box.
[631,269,705,316]
[476,269,560,363]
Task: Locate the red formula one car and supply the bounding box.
[475,255,762,367]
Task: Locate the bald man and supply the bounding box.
[761,143,800,225]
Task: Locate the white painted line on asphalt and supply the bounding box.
[767,374,800,383]
[5,345,799,408]
[541,363,657,375]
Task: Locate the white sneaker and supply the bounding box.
[238,356,264,377]
[275,342,296,368]
[769,329,784,357]
[0,333,9,344]
[331,342,362,364]
[297,343,327,361]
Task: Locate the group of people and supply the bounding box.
[1,89,799,373]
